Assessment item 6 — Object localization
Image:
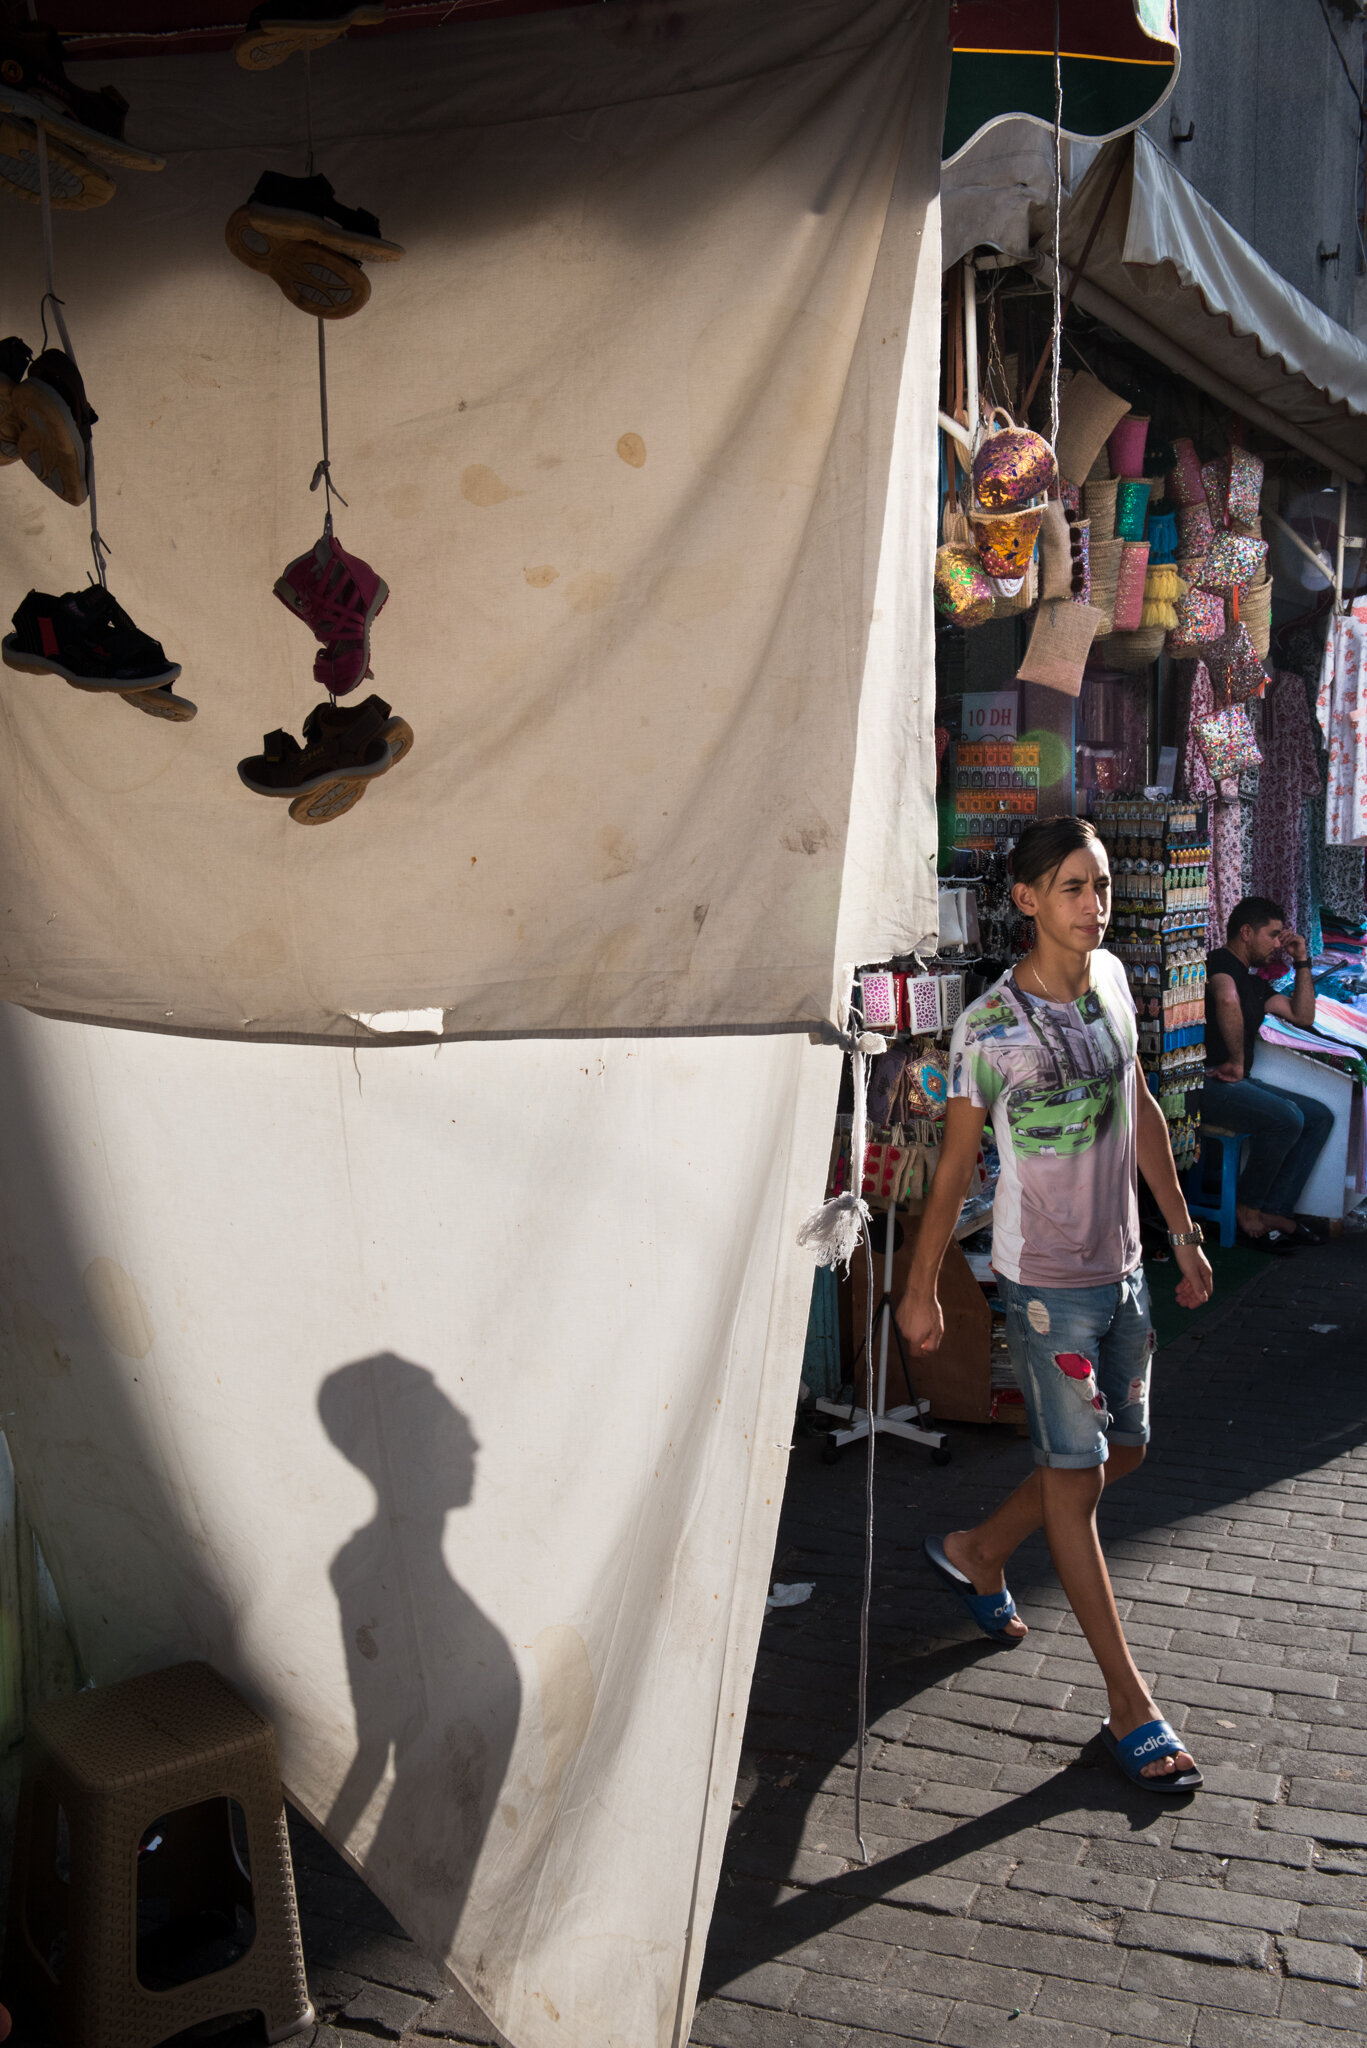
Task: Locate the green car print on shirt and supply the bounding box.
[1005,1074,1113,1157]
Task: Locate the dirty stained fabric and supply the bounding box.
[0,0,945,1041]
[0,1006,839,2048]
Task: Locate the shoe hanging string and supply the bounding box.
[301,46,347,545]
[35,125,110,591]
[1049,0,1063,451]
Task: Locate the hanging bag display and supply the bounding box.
[934,542,995,626]
[1194,695,1262,780]
[1016,598,1104,696]
[1037,500,1074,601]
[1206,617,1268,704]
[1053,369,1128,488]
[970,407,1057,509]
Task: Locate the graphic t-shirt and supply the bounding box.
[947,950,1140,1287]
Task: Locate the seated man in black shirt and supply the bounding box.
[1205,896,1334,1250]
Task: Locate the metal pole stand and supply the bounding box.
[816,1202,950,1468]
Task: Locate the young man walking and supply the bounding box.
[896,816,1213,1791]
[1205,896,1333,1251]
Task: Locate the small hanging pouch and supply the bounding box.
[1227,446,1264,527]
[935,543,995,627]
[1203,530,1268,593]
[971,408,1058,509]
[1195,696,1262,780]
[1206,617,1268,704]
[1017,598,1104,696]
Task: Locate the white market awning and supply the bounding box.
[1056,133,1367,480]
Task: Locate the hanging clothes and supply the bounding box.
[1252,671,1323,939]
[1178,658,1245,950]
[1283,617,1365,918]
[1317,613,1367,847]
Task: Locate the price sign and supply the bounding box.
[961,690,1018,738]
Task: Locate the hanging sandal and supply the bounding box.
[1100,1717,1202,1795]
[234,0,387,71]
[274,533,388,693]
[225,219,371,319]
[237,693,412,825]
[8,347,96,506]
[121,681,198,723]
[0,22,163,171]
[0,112,115,210]
[923,1535,1025,1646]
[0,335,33,466]
[231,171,403,263]
[3,586,182,694]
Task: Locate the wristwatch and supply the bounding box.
[1168,1225,1205,1247]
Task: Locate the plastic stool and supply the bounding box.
[5,1661,314,2047]
[1183,1127,1247,1250]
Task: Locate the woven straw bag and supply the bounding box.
[1017,599,1103,696]
[1054,370,1129,488]
[1089,537,1124,633]
[1083,476,1120,541]
[1095,624,1168,671]
[1242,570,1272,659]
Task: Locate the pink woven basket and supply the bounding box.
[1107,414,1149,477]
[1112,541,1150,632]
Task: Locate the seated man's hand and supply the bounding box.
[1210,1060,1242,1083]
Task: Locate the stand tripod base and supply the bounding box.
[815,1396,949,1465]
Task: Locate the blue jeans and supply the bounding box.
[1202,1077,1335,1213]
[997,1270,1153,1470]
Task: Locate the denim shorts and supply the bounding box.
[996,1269,1154,1470]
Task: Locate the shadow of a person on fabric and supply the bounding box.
[318,1355,520,1957]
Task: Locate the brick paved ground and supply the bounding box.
[5,1235,1365,2047]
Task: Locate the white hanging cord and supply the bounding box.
[853,1215,875,1864]
[309,317,347,538]
[303,44,316,175]
[796,1014,886,1865]
[35,126,109,589]
[1049,1,1064,450]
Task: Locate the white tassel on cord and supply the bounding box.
[796,1030,887,1272]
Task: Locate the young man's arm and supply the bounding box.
[1264,931,1316,1028]
[1135,1081,1214,1309]
[1207,971,1247,1081]
[895,1097,988,1356]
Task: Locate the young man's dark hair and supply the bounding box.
[1011,816,1100,889]
[1226,896,1285,945]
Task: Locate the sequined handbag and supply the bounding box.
[1194,700,1262,780]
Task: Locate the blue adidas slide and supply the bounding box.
[923,1534,1024,1646]
[1100,1717,1202,1794]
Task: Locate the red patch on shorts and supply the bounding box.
[1054,1353,1094,1380]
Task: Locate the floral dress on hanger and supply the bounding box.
[1179,658,1245,950]
[1318,613,1367,847]
[1253,671,1323,939]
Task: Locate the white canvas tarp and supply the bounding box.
[2,0,945,1042]
[0,6,948,2046]
[0,1004,838,2048]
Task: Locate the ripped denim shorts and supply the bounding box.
[996,1269,1153,1470]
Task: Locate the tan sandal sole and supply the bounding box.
[242,202,403,262]
[122,687,197,722]
[0,94,163,173]
[11,381,86,505]
[0,114,116,210]
[289,775,370,824]
[234,6,386,71]
[225,213,371,319]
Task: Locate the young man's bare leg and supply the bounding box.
[942,1444,1146,1643]
[1040,1464,1193,1781]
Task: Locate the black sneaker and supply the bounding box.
[234,1,386,71]
[238,694,412,825]
[11,347,96,505]
[0,23,163,171]
[0,336,33,468]
[3,587,182,692]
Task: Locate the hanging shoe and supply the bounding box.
[0,23,163,172]
[9,347,96,506]
[274,534,388,693]
[225,225,370,318]
[0,336,33,465]
[229,171,403,264]
[2,588,191,719]
[0,112,116,210]
[237,693,412,825]
[234,0,387,71]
